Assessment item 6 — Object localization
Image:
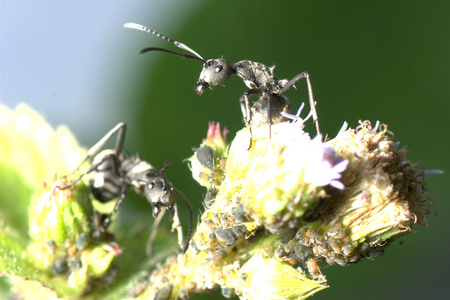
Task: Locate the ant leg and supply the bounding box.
[267,94,272,144]
[280,72,320,135]
[92,211,110,240]
[175,188,193,254]
[171,204,184,250]
[159,164,193,254]
[102,183,128,229]
[146,207,166,256]
[88,122,127,159]
[239,88,261,149]
[58,153,117,190]
[60,123,127,178]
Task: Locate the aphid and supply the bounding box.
[103,264,118,284]
[315,236,324,244]
[205,249,227,263]
[195,145,215,171]
[154,284,173,300]
[69,258,83,270]
[186,281,197,291]
[279,228,296,244]
[59,123,193,254]
[128,281,150,298]
[230,224,247,240]
[327,238,341,254]
[231,203,247,223]
[66,240,77,256]
[305,258,324,280]
[308,229,320,242]
[204,218,215,230]
[295,227,309,245]
[283,244,293,254]
[281,256,298,266]
[312,245,320,257]
[342,244,355,256]
[124,23,320,147]
[51,257,68,275]
[76,233,89,251]
[220,212,231,227]
[274,247,284,259]
[46,240,57,255]
[241,272,248,281]
[332,257,346,266]
[208,232,217,241]
[191,144,223,203]
[365,247,384,259]
[294,243,311,261]
[204,187,218,204]
[336,228,347,239]
[190,240,201,255]
[214,226,237,246]
[178,288,189,300]
[221,287,235,299]
[317,242,329,256]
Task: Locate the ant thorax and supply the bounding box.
[120,156,155,187]
[233,60,283,93]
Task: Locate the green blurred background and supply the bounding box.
[2,1,449,299]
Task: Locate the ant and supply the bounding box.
[124,23,320,147]
[59,123,193,254]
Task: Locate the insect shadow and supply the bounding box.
[124,23,320,148]
[59,122,193,255]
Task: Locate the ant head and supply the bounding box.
[144,166,176,218]
[124,23,234,96]
[195,58,233,95]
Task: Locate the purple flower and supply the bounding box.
[282,134,348,190]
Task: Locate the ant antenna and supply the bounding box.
[139,47,205,63]
[159,164,171,190]
[124,23,205,62]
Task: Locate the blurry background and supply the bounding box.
[2,0,449,299]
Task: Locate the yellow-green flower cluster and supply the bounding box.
[0,103,437,300]
[27,180,120,297]
[0,104,121,298]
[133,118,435,299]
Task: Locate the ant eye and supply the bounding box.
[215,65,223,73]
[147,182,154,190]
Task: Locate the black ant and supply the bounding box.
[124,23,320,147]
[59,123,192,254]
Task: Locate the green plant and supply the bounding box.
[0,104,437,299]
